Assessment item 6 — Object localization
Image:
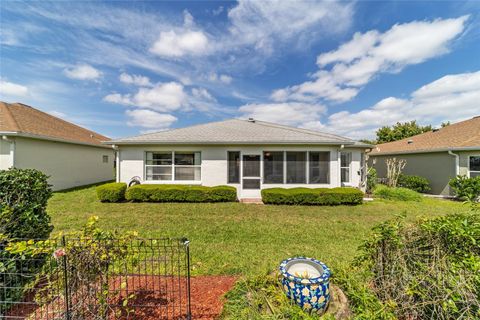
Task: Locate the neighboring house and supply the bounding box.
[0,101,115,190]
[106,118,371,199]
[369,116,480,196]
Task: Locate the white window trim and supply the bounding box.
[340,151,352,184]
[144,151,201,183]
[468,155,480,178]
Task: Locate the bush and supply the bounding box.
[397,174,431,193]
[261,187,363,205]
[0,168,53,239]
[373,185,422,201]
[449,175,480,202]
[366,167,377,193]
[96,182,127,202]
[125,184,237,203]
[355,213,480,319]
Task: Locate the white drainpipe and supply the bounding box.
[448,150,459,176]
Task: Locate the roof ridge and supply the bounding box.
[12,102,110,140]
[0,102,20,131]
[250,119,352,141]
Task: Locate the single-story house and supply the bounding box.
[0,101,115,190]
[368,116,480,196]
[106,118,371,199]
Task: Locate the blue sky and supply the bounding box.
[1,1,479,139]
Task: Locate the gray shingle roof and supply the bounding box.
[107,119,363,146]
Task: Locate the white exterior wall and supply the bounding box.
[118,144,365,199]
[0,138,14,170]
[11,137,115,191]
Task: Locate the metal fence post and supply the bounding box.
[185,239,192,320]
[62,236,71,320]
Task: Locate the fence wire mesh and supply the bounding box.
[1,237,191,320]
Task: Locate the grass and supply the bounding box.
[48,184,469,277]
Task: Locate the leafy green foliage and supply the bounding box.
[449,175,480,202]
[125,184,237,202]
[261,187,363,205]
[376,121,432,144]
[355,213,480,319]
[96,182,127,202]
[373,185,422,201]
[0,168,53,239]
[397,174,430,193]
[366,168,377,193]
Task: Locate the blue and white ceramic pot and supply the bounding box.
[279,257,331,315]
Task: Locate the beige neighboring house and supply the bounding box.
[369,116,480,196]
[0,101,115,190]
[106,118,371,200]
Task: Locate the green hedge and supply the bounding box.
[125,184,237,203]
[261,187,364,205]
[373,185,422,201]
[96,182,127,202]
[397,174,431,193]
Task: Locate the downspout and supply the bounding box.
[2,135,15,168]
[448,150,459,176]
[112,144,120,183]
[338,145,344,187]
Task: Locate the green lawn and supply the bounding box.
[48,185,468,276]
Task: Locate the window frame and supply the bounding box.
[263,151,285,184]
[286,151,307,184]
[469,155,480,178]
[227,151,241,184]
[308,151,330,184]
[340,151,352,184]
[102,155,109,163]
[144,151,201,182]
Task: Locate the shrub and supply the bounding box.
[366,167,377,193]
[449,175,480,202]
[0,168,53,239]
[261,187,363,205]
[373,185,422,201]
[96,182,127,202]
[125,184,237,202]
[397,174,431,193]
[355,213,480,319]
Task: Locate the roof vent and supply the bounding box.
[90,134,94,138]
[248,118,255,123]
[407,139,413,144]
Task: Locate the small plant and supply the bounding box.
[385,158,406,187]
[397,174,430,193]
[366,167,377,193]
[373,185,422,201]
[449,175,480,203]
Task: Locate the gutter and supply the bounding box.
[369,146,480,156]
[448,150,460,176]
[103,140,358,146]
[0,131,111,149]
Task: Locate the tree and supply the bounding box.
[376,121,432,144]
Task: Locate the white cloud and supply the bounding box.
[0,80,28,96]
[219,74,233,84]
[238,102,327,128]
[191,88,216,102]
[126,109,177,130]
[324,71,480,138]
[47,110,67,119]
[207,73,233,84]
[227,0,353,54]
[64,64,102,80]
[150,29,209,58]
[104,82,187,112]
[119,72,152,87]
[275,16,469,103]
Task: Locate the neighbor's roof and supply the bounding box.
[107,118,368,146]
[0,101,110,147]
[370,116,480,156]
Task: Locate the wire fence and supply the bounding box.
[0,237,191,320]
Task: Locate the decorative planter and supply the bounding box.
[279,257,331,314]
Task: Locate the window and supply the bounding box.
[286,152,306,183]
[469,156,480,178]
[340,152,352,183]
[228,152,240,183]
[309,152,330,184]
[264,151,284,183]
[102,155,109,163]
[174,152,201,180]
[145,151,201,181]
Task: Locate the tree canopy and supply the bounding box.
[375,121,432,144]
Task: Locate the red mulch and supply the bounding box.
[6,275,237,320]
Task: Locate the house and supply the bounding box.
[0,101,115,190]
[368,116,480,196]
[106,118,371,199]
